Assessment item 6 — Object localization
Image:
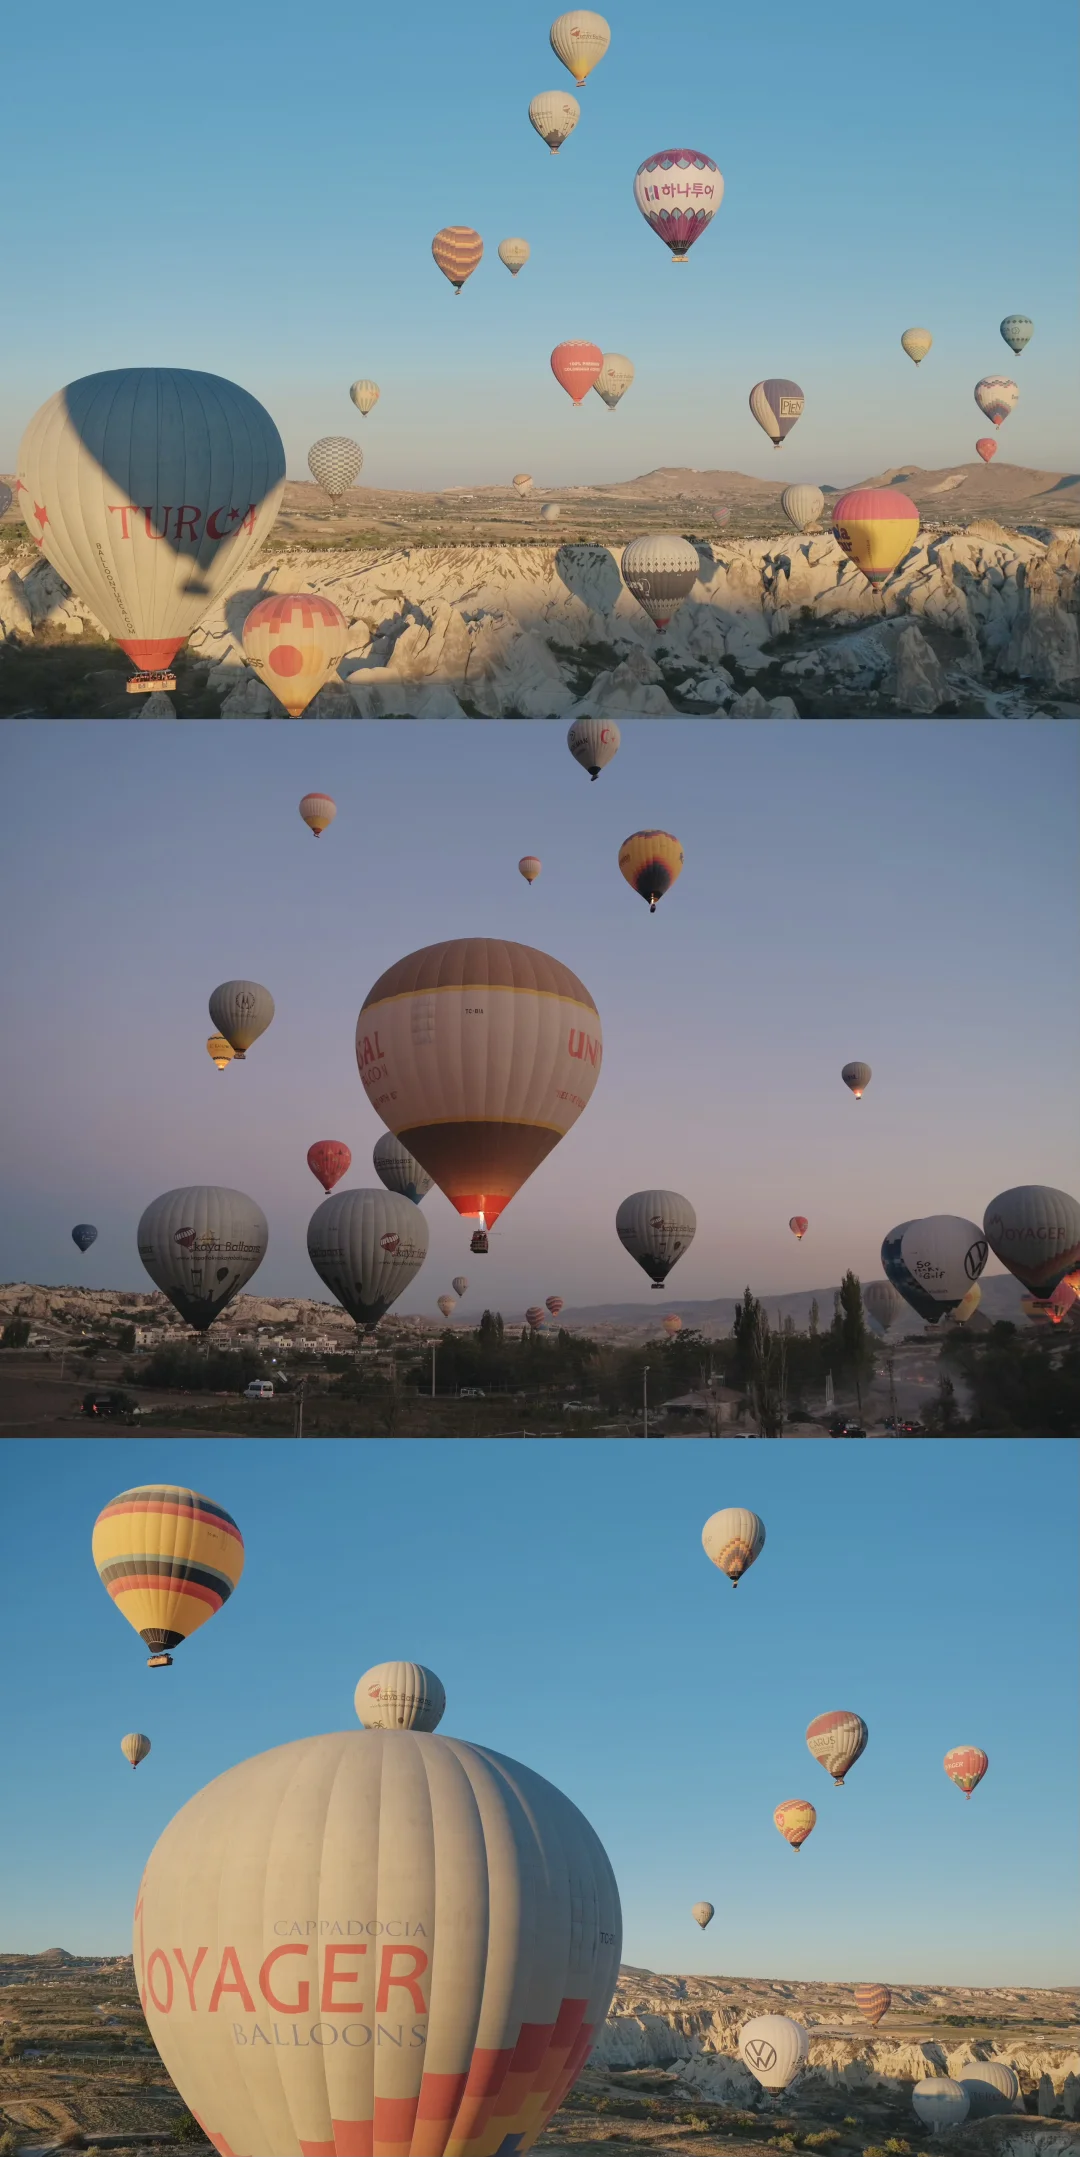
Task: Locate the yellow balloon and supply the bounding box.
[901,327,933,365]
[206,1035,234,1072]
[93,1486,244,1666]
[618,830,684,913]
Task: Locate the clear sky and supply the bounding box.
[0,1436,1075,1984]
[2,1,1076,486]
[1,719,1078,1316]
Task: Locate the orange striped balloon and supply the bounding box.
[432,226,483,292]
[243,595,349,716]
[853,1984,892,2026]
[832,487,920,589]
[944,1745,987,1798]
[774,1800,816,1850]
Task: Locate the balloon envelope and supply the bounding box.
[621,534,700,627]
[594,355,635,410]
[691,1902,714,1929]
[519,855,541,883]
[881,1216,988,1324]
[974,376,1018,426]
[529,91,580,151]
[999,315,1033,355]
[373,1133,434,1205]
[862,1279,905,1335]
[634,149,723,261]
[702,1507,765,1586]
[208,980,275,1059]
[437,1294,457,1319]
[307,1190,429,1329]
[121,1732,152,1769]
[773,1801,816,1850]
[135,1729,622,2157]
[432,227,484,291]
[780,486,824,532]
[976,438,998,465]
[617,1190,696,1284]
[943,1744,987,1797]
[72,1222,98,1252]
[350,380,380,415]
[525,1306,545,1329]
[299,791,337,837]
[983,1184,1080,1297]
[206,1035,234,1071]
[832,489,919,587]
[551,342,604,405]
[512,472,534,494]
[749,379,805,447]
[499,239,531,276]
[662,1313,683,1335]
[546,1295,564,1318]
[540,504,561,523]
[308,438,363,502]
[957,2063,1019,2118]
[550,8,610,82]
[137,1188,268,1330]
[901,328,932,364]
[618,829,684,911]
[244,595,349,715]
[93,1485,244,1656]
[789,1216,808,1239]
[853,1985,891,2028]
[354,1662,446,1731]
[307,1141,352,1195]
[913,2082,969,2131]
[805,1710,868,1785]
[842,1061,871,1098]
[739,2016,809,2091]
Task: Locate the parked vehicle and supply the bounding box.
[460,1387,486,1399]
[244,1379,275,1400]
[82,1389,142,1424]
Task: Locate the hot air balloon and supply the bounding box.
[499,239,531,276]
[307,1189,429,1329]
[208,980,274,1060]
[206,1035,234,1072]
[957,2063,1019,2118]
[950,1282,982,1324]
[749,379,804,448]
[513,472,534,495]
[913,2082,970,2133]
[881,1216,988,1325]
[701,1507,765,1586]
[943,1745,987,1798]
[617,1190,696,1286]
[307,1140,352,1195]
[974,377,1018,427]
[437,1294,457,1320]
[72,1223,98,1252]
[137,1189,268,1330]
[0,481,12,519]
[774,1801,816,1851]
[349,380,380,415]
[983,1185,1080,1298]
[662,1313,683,1336]
[594,355,635,411]
[691,1902,714,1929]
[529,91,580,152]
[621,534,700,628]
[546,1296,564,1319]
[634,150,723,263]
[805,1710,868,1786]
[299,791,336,837]
[832,488,920,589]
[17,368,285,693]
[551,341,604,406]
[550,8,610,83]
[541,503,561,523]
[373,1132,434,1205]
[432,227,483,293]
[862,1279,905,1334]
[618,829,684,912]
[121,1733,152,1770]
[243,594,349,715]
[568,718,621,779]
[358,940,602,1233]
[519,855,542,884]
[854,1986,891,2028]
[307,438,363,505]
[525,1305,545,1330]
[780,485,824,533]
[134,1727,622,2157]
[93,1484,244,1667]
[790,1217,808,1240]
[901,328,932,365]
[452,1276,468,1298]
[1000,315,1033,356]
[739,2017,809,2092]
[976,438,998,465]
[842,1062,871,1098]
[1021,1295,1055,1326]
[354,1661,446,1731]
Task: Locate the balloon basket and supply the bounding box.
[146,1653,173,1668]
[127,670,176,694]
[470,1231,489,1255]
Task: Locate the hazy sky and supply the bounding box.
[1,720,1077,1316]
[0,1436,1074,1983]
[2,1,1076,486]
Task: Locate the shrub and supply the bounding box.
[805,2134,843,2149]
[173,2117,209,2145]
[884,2142,912,2153]
[0,2131,20,2155]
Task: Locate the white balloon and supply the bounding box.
[594,354,635,411]
[308,436,363,501]
[956,2064,1019,2119]
[780,485,825,532]
[616,1190,696,1285]
[354,1661,445,1731]
[549,8,610,83]
[541,503,561,522]
[373,1132,433,1203]
[739,2015,809,2091]
[528,91,580,151]
[567,717,620,778]
[701,1508,765,1586]
[912,2081,970,2133]
[137,1187,268,1330]
[881,1215,987,1324]
[307,1189,429,1328]
[861,1279,906,1334]
[621,534,701,627]
[499,238,531,276]
[349,381,380,415]
[691,1902,714,1929]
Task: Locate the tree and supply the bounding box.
[116,1323,136,1352]
[1,1317,30,1348]
[829,1271,874,1412]
[931,1373,961,1433]
[808,1298,820,1338]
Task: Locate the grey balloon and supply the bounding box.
[956,2063,1019,2120]
[137,1186,268,1331]
[207,980,275,1059]
[307,1188,429,1329]
[373,1132,433,1204]
[912,2081,970,2133]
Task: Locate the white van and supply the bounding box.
[244,1379,275,1400]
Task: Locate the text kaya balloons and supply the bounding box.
[853,1985,891,2028]
[944,1744,987,1798]
[551,341,604,406]
[437,1294,457,1319]
[862,1279,905,1334]
[350,380,380,415]
[881,1216,988,1324]
[568,717,620,779]
[618,830,684,912]
[805,1710,868,1785]
[550,9,610,84]
[354,1661,445,1731]
[499,238,531,277]
[121,1732,152,1769]
[307,438,363,504]
[529,91,580,152]
[774,1800,816,1851]
[749,379,804,448]
[72,1222,98,1252]
[17,368,285,691]
[701,1506,765,1587]
[373,1132,434,1205]
[299,791,337,837]
[832,488,919,589]
[594,354,634,411]
[621,533,700,628]
[1000,314,1033,355]
[432,226,483,293]
[207,1034,234,1071]
[842,1061,871,1098]
[634,150,723,263]
[616,1190,696,1286]
[739,2016,809,2091]
[983,1184,1080,1297]
[358,940,602,1230]
[913,2081,969,2132]
[901,327,932,365]
[781,485,824,533]
[93,1485,244,1663]
[976,437,998,464]
[307,1189,429,1329]
[135,1728,622,2157]
[790,1216,808,1240]
[957,2063,1019,2118]
[452,1276,468,1298]
[974,376,1018,427]
[307,1140,352,1195]
[208,980,275,1060]
[244,595,349,715]
[137,1188,268,1330]
[691,1901,714,1929]
[519,854,541,884]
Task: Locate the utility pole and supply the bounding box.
[642,1364,650,1439]
[292,1376,306,1438]
[431,1342,437,1398]
[887,1353,898,1431]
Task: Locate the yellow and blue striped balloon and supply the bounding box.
[92,1486,244,1664]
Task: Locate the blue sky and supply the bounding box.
[2,0,1076,485]
[0,1436,1075,1983]
[1,719,1078,1312]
